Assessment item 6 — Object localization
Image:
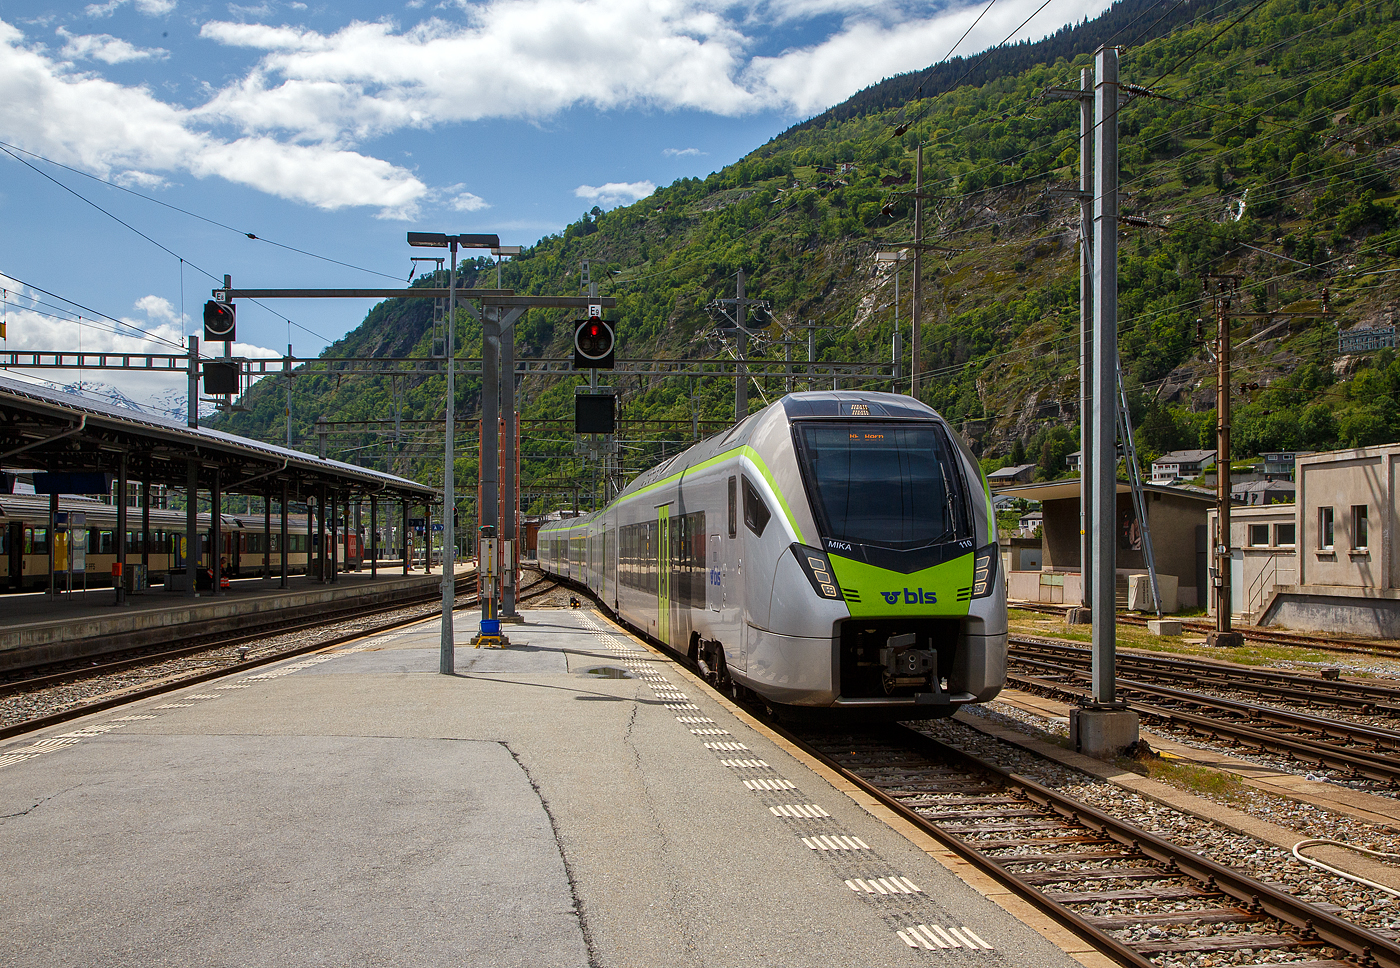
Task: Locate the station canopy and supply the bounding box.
[0,372,437,504]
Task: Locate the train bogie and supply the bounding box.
[540,391,1009,716]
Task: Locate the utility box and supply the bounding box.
[125,564,148,594]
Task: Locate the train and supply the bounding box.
[538,391,1007,717]
[0,493,373,591]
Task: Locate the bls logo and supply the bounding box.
[709,568,722,586]
[882,588,938,605]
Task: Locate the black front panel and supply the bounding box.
[838,617,962,699]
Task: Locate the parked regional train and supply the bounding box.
[539,391,1007,716]
[0,494,367,591]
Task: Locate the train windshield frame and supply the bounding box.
[793,421,972,551]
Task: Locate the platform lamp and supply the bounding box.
[407,231,500,675]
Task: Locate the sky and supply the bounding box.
[0,0,1110,415]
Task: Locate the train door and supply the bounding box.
[7,522,20,591]
[707,534,721,612]
[657,505,671,647]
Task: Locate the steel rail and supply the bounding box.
[0,574,479,696]
[0,574,558,742]
[1009,670,1400,785]
[1012,602,1400,658]
[784,722,1400,968]
[1011,634,1400,713]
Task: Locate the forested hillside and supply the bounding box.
[213,0,1400,510]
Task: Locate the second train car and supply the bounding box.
[539,390,1007,716]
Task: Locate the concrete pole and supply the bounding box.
[211,468,221,596]
[370,494,378,578]
[1079,65,1095,611]
[263,489,271,580]
[280,480,289,588]
[440,242,458,674]
[1091,46,1120,704]
[115,451,127,606]
[187,335,199,429]
[141,479,150,574]
[481,306,500,626]
[402,500,410,576]
[502,308,519,618]
[912,143,924,399]
[185,460,198,597]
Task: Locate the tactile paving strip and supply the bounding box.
[569,609,997,955]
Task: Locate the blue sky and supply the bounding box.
[0,0,1107,412]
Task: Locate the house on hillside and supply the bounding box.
[987,464,1036,487]
[1151,449,1216,483]
[1231,479,1296,505]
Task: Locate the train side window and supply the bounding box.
[742,475,770,537]
[727,476,737,539]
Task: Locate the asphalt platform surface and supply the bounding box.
[0,607,1084,968]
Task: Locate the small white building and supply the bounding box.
[1151,449,1216,484]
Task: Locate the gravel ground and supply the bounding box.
[908,705,1400,962]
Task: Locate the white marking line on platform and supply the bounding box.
[770,804,830,818]
[801,835,869,851]
[690,728,731,735]
[955,926,992,949]
[186,695,219,700]
[719,758,770,768]
[845,877,922,895]
[675,716,714,724]
[0,721,134,770]
[154,703,193,708]
[704,741,749,751]
[110,715,157,721]
[743,778,796,791]
[665,703,699,710]
[213,684,251,689]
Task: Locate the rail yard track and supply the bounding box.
[0,569,560,739]
[787,721,1400,968]
[1012,603,1400,659]
[1008,635,1400,787]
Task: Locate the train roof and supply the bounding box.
[0,372,437,501]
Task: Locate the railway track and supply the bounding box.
[1013,602,1400,658]
[0,573,481,695]
[0,571,560,740]
[1013,635,1400,716]
[788,721,1400,968]
[1007,636,1400,786]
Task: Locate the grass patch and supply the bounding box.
[1009,612,1341,667]
[1137,756,1249,804]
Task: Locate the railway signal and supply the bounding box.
[203,300,235,342]
[573,304,615,369]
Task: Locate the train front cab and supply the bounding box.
[746,414,1006,715]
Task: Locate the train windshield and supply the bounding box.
[795,422,970,550]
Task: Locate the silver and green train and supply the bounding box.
[538,391,1006,716]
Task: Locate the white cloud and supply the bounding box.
[450,191,489,212]
[86,0,177,17]
[664,147,702,156]
[0,20,427,215]
[575,181,655,207]
[132,294,181,323]
[57,27,167,64]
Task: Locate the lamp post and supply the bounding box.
[407,231,500,675]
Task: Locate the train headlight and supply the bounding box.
[791,544,844,600]
[972,543,998,598]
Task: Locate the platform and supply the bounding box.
[0,564,465,672]
[0,607,1085,968]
